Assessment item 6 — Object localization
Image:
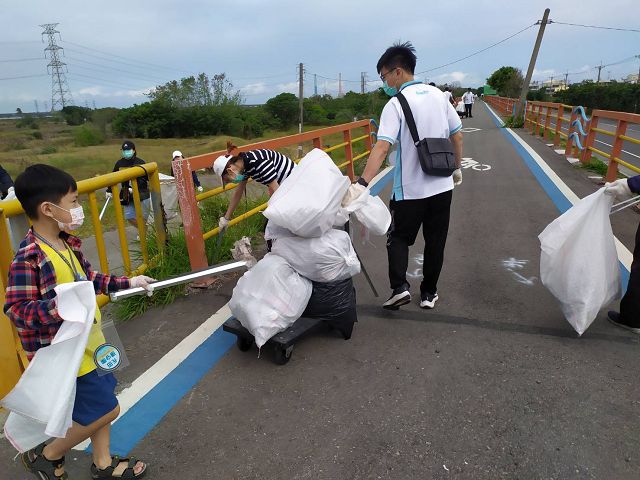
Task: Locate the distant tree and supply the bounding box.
[61,106,92,126]
[148,73,242,108]
[16,108,22,116]
[487,66,523,98]
[265,93,299,128]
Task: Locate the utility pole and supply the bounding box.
[564,71,569,88]
[515,8,550,118]
[361,72,365,94]
[40,23,73,110]
[34,100,39,114]
[314,74,318,96]
[298,62,304,158]
[596,62,603,83]
[338,73,343,97]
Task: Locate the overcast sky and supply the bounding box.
[1,0,638,113]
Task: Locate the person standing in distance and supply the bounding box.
[462,88,475,118]
[605,176,640,332]
[443,86,456,107]
[344,41,463,310]
[171,151,203,192]
[106,141,151,228]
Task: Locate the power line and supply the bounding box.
[0,57,44,63]
[549,20,640,33]
[65,56,170,84]
[416,23,537,75]
[0,74,49,81]
[61,40,192,74]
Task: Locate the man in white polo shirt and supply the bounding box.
[346,41,463,310]
[462,87,475,118]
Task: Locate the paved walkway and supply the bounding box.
[2,103,639,479]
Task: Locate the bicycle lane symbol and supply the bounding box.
[461,157,491,171]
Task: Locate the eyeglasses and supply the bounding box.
[380,68,397,81]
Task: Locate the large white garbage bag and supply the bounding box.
[2,282,96,452]
[271,229,361,282]
[263,148,350,238]
[229,254,312,348]
[335,189,392,236]
[539,189,621,335]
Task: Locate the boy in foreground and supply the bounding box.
[4,164,154,479]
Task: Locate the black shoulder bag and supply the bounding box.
[395,92,457,177]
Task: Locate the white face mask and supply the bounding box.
[49,203,85,231]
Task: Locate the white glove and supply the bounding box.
[453,168,462,186]
[604,179,632,199]
[130,275,156,295]
[219,216,230,232]
[197,186,204,192]
[105,191,113,200]
[341,183,367,207]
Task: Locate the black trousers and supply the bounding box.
[620,221,640,325]
[387,190,452,295]
[465,103,473,117]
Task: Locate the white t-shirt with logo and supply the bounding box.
[377,81,462,201]
[463,91,475,104]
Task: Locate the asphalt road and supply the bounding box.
[2,103,639,479]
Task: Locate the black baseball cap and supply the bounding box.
[121,140,135,150]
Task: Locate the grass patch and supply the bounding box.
[503,115,524,128]
[114,193,267,321]
[578,157,609,176]
[41,145,58,154]
[74,125,105,147]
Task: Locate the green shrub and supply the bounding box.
[32,131,43,140]
[16,117,39,129]
[503,115,524,128]
[41,145,58,154]
[5,139,26,151]
[73,125,105,147]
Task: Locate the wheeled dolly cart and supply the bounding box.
[223,294,357,365]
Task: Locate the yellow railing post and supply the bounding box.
[87,192,110,273]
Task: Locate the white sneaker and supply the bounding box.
[383,286,411,310]
[420,292,439,309]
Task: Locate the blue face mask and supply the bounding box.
[122,149,135,159]
[230,174,246,184]
[383,81,398,97]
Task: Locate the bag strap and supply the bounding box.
[395,92,420,145]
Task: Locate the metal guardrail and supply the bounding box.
[172,120,377,271]
[0,163,167,398]
[524,101,640,181]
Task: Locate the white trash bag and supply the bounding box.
[335,189,391,236]
[539,188,621,335]
[264,148,350,237]
[229,254,312,348]
[271,229,361,282]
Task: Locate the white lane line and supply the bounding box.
[73,304,232,450]
[594,139,640,159]
[485,103,634,271]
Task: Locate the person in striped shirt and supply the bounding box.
[213,142,295,232]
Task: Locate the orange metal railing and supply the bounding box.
[484,95,518,117]
[173,120,376,270]
[524,101,640,181]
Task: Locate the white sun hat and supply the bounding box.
[213,154,232,178]
[172,150,183,158]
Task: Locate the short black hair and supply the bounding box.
[376,41,417,75]
[444,86,450,91]
[428,82,436,86]
[14,164,77,219]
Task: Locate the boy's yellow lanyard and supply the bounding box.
[34,232,108,376]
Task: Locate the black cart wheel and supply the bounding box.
[236,336,253,352]
[274,345,293,365]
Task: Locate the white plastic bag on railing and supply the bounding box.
[263,148,350,238]
[271,229,361,282]
[229,254,312,348]
[334,189,391,236]
[539,188,621,335]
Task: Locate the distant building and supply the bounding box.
[623,73,639,83]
